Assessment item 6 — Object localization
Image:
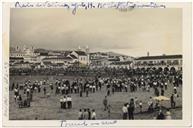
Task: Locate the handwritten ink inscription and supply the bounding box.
[3,62,9,118]
[60,120,117,127]
[14,2,166,15]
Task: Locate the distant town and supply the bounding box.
[10,45,182,71]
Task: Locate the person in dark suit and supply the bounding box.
[63,96,67,109]
[87,108,91,120]
[43,87,46,95]
[128,98,135,119]
[18,95,23,108]
[80,89,83,97]
[157,109,165,120]
[11,83,15,91]
[161,89,164,96]
[60,97,63,109]
[85,86,89,97]
[170,94,176,108]
[103,96,108,111]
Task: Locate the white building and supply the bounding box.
[134,54,182,70]
[10,46,37,63]
[42,56,73,64]
[71,51,89,65]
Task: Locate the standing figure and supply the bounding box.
[103,96,108,111]
[170,94,176,109]
[156,109,165,120]
[122,103,128,120]
[78,109,83,120]
[60,96,64,109]
[139,100,143,113]
[91,109,96,120]
[67,95,72,109]
[87,108,91,120]
[43,87,46,95]
[128,98,135,119]
[63,96,67,109]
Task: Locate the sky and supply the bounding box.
[10,8,182,57]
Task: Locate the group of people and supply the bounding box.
[156,109,172,120]
[122,97,174,120]
[54,78,103,98]
[59,95,72,109]
[78,108,96,120]
[13,83,33,108]
[122,98,135,119]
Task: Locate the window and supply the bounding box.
[173,60,179,65]
[167,60,172,65]
[161,60,166,65]
[143,61,147,65]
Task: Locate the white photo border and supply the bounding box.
[2,1,192,128]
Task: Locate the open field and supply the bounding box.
[9,75,182,120]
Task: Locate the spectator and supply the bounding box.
[139,100,143,113]
[122,103,128,119]
[156,109,165,120]
[103,96,108,111]
[78,109,83,120]
[165,109,172,120]
[91,109,96,120]
[170,94,176,109]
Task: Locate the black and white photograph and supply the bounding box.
[8,5,183,121]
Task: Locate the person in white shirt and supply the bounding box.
[67,95,72,109]
[146,85,150,92]
[26,88,30,97]
[40,81,42,86]
[165,109,172,120]
[134,97,139,108]
[66,86,69,95]
[164,82,168,90]
[14,88,19,96]
[89,84,92,92]
[92,85,96,93]
[174,86,177,95]
[139,100,143,113]
[124,83,128,92]
[78,109,83,120]
[91,109,96,120]
[34,86,38,93]
[61,86,65,95]
[74,86,77,93]
[122,103,128,119]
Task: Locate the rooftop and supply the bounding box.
[69,54,78,59]
[10,57,24,60]
[43,56,72,60]
[74,51,87,56]
[135,54,182,60]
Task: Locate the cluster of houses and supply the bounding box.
[10,46,182,71]
[10,46,90,69]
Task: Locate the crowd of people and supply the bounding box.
[10,66,182,119]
